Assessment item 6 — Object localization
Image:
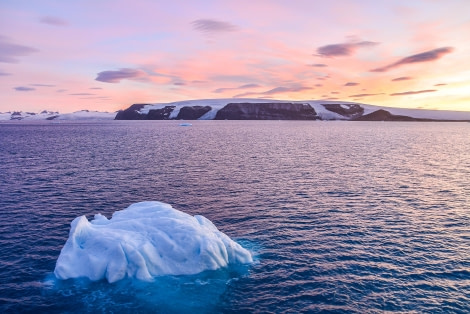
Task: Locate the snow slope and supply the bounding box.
[133,98,470,121]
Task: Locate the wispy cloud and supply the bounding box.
[89,87,103,90]
[371,47,454,72]
[191,19,238,34]
[234,85,312,98]
[209,74,256,83]
[30,83,55,87]
[80,96,111,100]
[434,83,447,86]
[0,36,39,63]
[69,93,95,96]
[391,76,412,82]
[345,82,359,86]
[39,16,68,26]
[310,63,328,67]
[349,93,382,97]
[262,86,312,95]
[213,83,260,93]
[315,40,378,57]
[390,89,437,96]
[95,68,146,83]
[0,70,11,76]
[14,86,35,91]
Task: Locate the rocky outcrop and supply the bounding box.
[115,104,211,120]
[147,106,175,120]
[114,104,147,120]
[214,103,318,120]
[323,103,364,118]
[353,109,434,121]
[176,106,212,120]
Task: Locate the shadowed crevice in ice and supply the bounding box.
[54,201,253,283]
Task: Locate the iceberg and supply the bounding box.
[54,201,253,283]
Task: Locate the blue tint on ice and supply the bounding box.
[54,201,253,283]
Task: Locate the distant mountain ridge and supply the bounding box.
[2,99,470,121]
[0,110,116,121]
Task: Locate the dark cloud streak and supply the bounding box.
[69,93,95,96]
[192,19,238,34]
[316,41,378,57]
[30,83,55,87]
[213,83,260,93]
[0,36,39,63]
[390,89,437,96]
[234,85,311,98]
[39,16,68,26]
[95,68,145,83]
[371,47,454,72]
[349,93,382,97]
[14,86,35,92]
[392,76,412,81]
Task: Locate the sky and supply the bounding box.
[1,0,470,113]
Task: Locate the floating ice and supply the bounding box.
[54,201,253,283]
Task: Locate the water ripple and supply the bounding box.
[0,121,469,312]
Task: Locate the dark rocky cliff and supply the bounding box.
[353,109,434,121]
[147,106,175,120]
[114,104,147,120]
[176,106,212,120]
[115,104,212,120]
[214,103,318,120]
[323,103,364,119]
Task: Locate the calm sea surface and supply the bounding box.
[0,121,469,313]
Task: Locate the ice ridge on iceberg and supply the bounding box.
[54,201,253,283]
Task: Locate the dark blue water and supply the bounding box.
[1,120,469,313]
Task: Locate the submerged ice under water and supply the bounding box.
[54,201,252,283]
[0,120,469,313]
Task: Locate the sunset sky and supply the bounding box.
[1,0,469,113]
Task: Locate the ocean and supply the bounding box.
[0,120,469,313]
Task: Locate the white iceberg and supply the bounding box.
[54,201,253,283]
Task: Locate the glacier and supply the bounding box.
[54,201,253,283]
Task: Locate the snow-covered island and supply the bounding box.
[2,99,470,121]
[115,99,470,121]
[0,110,116,121]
